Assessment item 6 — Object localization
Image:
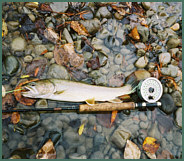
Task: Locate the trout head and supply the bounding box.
[22,80,56,98]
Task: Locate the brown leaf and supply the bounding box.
[96,112,111,128]
[14,79,38,106]
[40,3,53,12]
[111,5,126,16]
[86,56,100,70]
[71,21,90,36]
[2,93,14,119]
[157,150,174,159]
[11,112,20,124]
[129,26,140,40]
[143,137,160,154]
[44,28,59,44]
[36,139,56,159]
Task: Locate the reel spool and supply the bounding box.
[137,77,163,103]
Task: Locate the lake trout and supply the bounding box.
[22,78,138,105]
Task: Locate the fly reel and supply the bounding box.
[137,77,163,103]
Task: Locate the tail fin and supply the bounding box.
[125,73,139,94]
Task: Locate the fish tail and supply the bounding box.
[125,73,139,94]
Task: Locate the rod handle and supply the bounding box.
[79,102,136,112]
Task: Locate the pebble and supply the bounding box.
[8,140,17,150]
[63,28,73,44]
[5,55,19,75]
[35,99,48,108]
[114,53,123,65]
[137,26,149,42]
[135,56,148,68]
[24,55,33,63]
[34,45,47,55]
[168,64,178,77]
[50,2,68,13]
[114,12,124,20]
[91,151,104,159]
[139,121,149,129]
[112,151,121,159]
[57,115,70,124]
[69,153,87,159]
[159,52,171,65]
[96,125,102,133]
[47,64,70,79]
[42,117,52,126]
[44,52,54,59]
[56,145,65,159]
[94,134,105,147]
[11,37,26,52]
[161,67,171,76]
[37,127,45,136]
[142,2,151,10]
[96,7,112,19]
[175,108,182,128]
[166,16,177,26]
[170,23,180,31]
[88,115,96,126]
[160,94,175,114]
[77,146,86,155]
[28,13,35,22]
[139,112,148,122]
[137,49,146,56]
[173,131,182,146]
[171,91,182,106]
[167,38,180,49]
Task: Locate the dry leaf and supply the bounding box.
[129,26,140,40]
[146,151,157,159]
[2,93,14,119]
[124,140,141,159]
[44,28,59,44]
[11,112,20,124]
[2,85,6,97]
[14,79,38,106]
[2,19,8,37]
[36,139,56,159]
[111,5,126,16]
[70,21,90,36]
[143,137,160,154]
[157,150,174,159]
[110,110,118,127]
[78,123,85,136]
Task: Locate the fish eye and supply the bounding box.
[28,82,36,86]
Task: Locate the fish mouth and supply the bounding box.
[22,85,39,98]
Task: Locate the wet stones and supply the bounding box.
[142,2,151,10]
[159,52,171,66]
[50,2,68,13]
[171,91,182,106]
[114,53,123,65]
[11,37,26,52]
[167,38,180,49]
[96,7,112,19]
[34,45,47,55]
[4,55,19,75]
[175,108,182,128]
[137,26,149,42]
[135,56,148,68]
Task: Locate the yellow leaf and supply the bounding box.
[78,123,85,136]
[70,21,90,36]
[20,75,30,79]
[2,19,8,37]
[143,137,160,154]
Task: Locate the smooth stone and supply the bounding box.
[166,16,177,26]
[167,38,180,49]
[161,67,171,76]
[168,48,179,57]
[7,21,19,30]
[148,122,161,141]
[95,75,107,86]
[120,48,132,55]
[83,52,92,61]
[5,55,19,75]
[126,64,135,71]
[35,99,48,109]
[94,134,105,147]
[11,37,26,51]
[57,115,70,124]
[170,23,180,31]
[34,45,47,55]
[112,152,121,159]
[160,94,175,114]
[47,64,69,79]
[171,91,182,106]
[168,64,178,77]
[173,131,182,146]
[114,12,124,20]
[146,10,155,17]
[69,153,87,159]
[50,2,68,13]
[111,126,131,149]
[137,25,149,42]
[56,145,65,159]
[8,140,17,150]
[134,69,151,81]
[137,49,146,56]
[96,7,112,19]
[91,151,104,159]
[135,56,148,68]
[139,113,148,122]
[24,55,33,63]
[159,52,171,65]
[31,33,42,44]
[37,127,45,136]
[96,125,102,133]
[175,108,182,128]
[139,121,149,129]
[142,2,151,10]
[28,13,35,22]
[44,52,54,59]
[77,146,86,155]
[96,28,110,39]
[63,28,73,43]
[114,53,123,65]
[88,115,96,126]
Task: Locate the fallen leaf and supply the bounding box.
[36,139,56,159]
[34,67,39,77]
[14,79,38,106]
[2,85,6,97]
[2,19,8,37]
[40,49,48,55]
[2,93,14,119]
[93,124,97,131]
[157,150,174,159]
[86,56,100,70]
[111,5,126,16]
[70,21,90,36]
[20,75,30,79]
[143,137,160,154]
[96,112,111,128]
[44,28,59,44]
[124,140,141,159]
[146,151,157,159]
[40,3,53,12]
[11,112,20,124]
[78,123,85,136]
[110,110,118,127]
[129,26,140,40]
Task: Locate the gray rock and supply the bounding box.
[169,48,179,56]
[175,108,182,128]
[63,28,73,43]
[126,64,135,71]
[85,137,93,150]
[148,122,161,140]
[167,38,180,49]
[7,21,19,31]
[96,125,102,133]
[139,113,148,122]
[77,145,86,155]
[160,94,175,114]
[168,64,178,77]
[47,64,69,79]
[44,52,53,59]
[31,33,42,44]
[56,145,65,159]
[80,18,101,35]
[94,134,105,147]
[69,153,87,159]
[50,2,68,13]
[139,121,149,129]
[35,99,48,109]
[91,151,104,159]
[96,7,112,19]
[83,52,92,61]
[88,115,96,126]
[97,28,110,39]
[137,25,149,42]
[142,2,151,10]
[8,140,17,150]
[111,126,131,148]
[135,56,148,68]
[161,67,171,76]
[11,37,26,51]
[34,45,47,55]
[5,55,19,75]
[159,52,171,65]
[24,55,33,63]
[166,16,177,26]
[57,115,70,124]
[37,127,45,136]
[173,131,182,146]
[42,117,52,126]
[112,151,121,159]
[95,75,107,86]
[114,12,124,20]
[137,49,146,56]
[171,91,182,106]
[114,53,123,65]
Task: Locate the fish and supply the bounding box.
[22,77,138,105]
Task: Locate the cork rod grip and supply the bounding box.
[79,102,136,112]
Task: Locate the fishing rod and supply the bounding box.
[2,78,166,113]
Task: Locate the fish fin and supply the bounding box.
[108,98,122,103]
[85,98,95,106]
[125,73,139,94]
[54,90,65,95]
